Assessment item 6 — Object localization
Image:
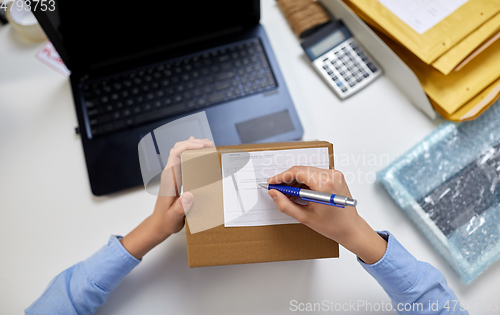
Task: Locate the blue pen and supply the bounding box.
[259,183,357,208]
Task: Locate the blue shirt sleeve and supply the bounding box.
[25,236,140,315]
[359,231,468,314]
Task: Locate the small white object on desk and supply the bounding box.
[5,0,46,42]
[35,42,70,76]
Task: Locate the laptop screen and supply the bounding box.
[34,1,259,72]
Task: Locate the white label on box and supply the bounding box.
[222,148,330,227]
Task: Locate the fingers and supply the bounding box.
[160,138,213,200]
[165,192,195,234]
[180,192,194,214]
[173,137,212,148]
[166,138,214,168]
[268,167,350,196]
[269,190,310,224]
[267,166,331,191]
[158,166,179,201]
[171,192,194,216]
[170,138,213,157]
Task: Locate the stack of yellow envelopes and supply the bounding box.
[345,0,500,121]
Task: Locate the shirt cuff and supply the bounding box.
[83,235,141,292]
[357,231,420,295]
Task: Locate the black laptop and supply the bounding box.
[32,1,303,196]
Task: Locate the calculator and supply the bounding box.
[301,21,381,99]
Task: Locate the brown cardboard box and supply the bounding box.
[181,141,339,267]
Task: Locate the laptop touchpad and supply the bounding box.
[236,110,295,143]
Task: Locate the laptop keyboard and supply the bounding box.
[80,39,277,137]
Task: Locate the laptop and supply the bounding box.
[32,0,303,196]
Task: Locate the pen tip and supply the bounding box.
[259,183,268,189]
[346,199,357,207]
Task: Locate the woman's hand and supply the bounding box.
[153,137,214,237]
[121,137,213,259]
[267,166,387,264]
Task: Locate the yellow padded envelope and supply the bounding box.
[373,29,500,115]
[432,78,500,121]
[345,0,500,75]
[432,12,500,75]
[349,0,500,64]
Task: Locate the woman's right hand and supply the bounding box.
[267,166,387,264]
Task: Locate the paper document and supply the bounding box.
[377,0,469,34]
[222,148,330,227]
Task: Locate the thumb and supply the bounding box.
[165,192,194,234]
[180,192,194,214]
[171,192,194,217]
[269,190,308,223]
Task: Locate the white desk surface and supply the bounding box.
[1,1,499,314]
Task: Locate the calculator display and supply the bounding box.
[309,31,347,59]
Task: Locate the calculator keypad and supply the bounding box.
[312,38,381,99]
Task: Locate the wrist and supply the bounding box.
[338,216,387,264]
[120,215,171,260]
[333,212,365,245]
[148,213,173,243]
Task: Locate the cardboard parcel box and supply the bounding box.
[181,141,339,267]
